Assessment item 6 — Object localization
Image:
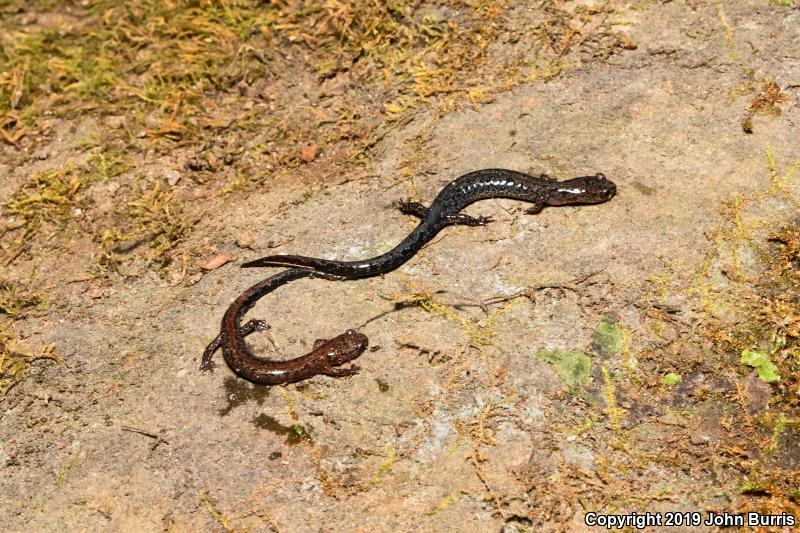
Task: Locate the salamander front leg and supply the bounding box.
[312,338,328,350]
[525,203,544,214]
[321,364,361,378]
[396,200,492,226]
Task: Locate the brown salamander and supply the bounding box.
[201,268,368,385]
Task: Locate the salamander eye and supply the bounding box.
[595,173,606,180]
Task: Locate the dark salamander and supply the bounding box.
[203,169,615,385]
[242,169,616,278]
[201,268,368,385]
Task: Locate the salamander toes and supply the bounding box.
[250,319,269,332]
[199,360,217,372]
[322,364,361,378]
[312,338,328,350]
[342,364,361,376]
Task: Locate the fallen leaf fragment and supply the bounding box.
[299,144,318,162]
[201,254,233,270]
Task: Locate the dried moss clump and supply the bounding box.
[0,147,131,265]
[98,179,193,271]
[0,280,43,318]
[0,327,58,394]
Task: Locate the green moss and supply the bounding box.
[686,156,800,510]
[1,147,131,264]
[740,349,780,383]
[593,316,625,358]
[601,365,626,431]
[769,413,799,453]
[1,0,277,124]
[536,349,591,388]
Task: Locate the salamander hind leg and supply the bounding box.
[202,320,268,372]
[201,333,224,371]
[240,319,269,336]
[525,203,544,214]
[442,213,494,226]
[396,200,429,219]
[398,200,492,226]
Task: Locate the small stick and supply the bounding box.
[121,425,169,450]
[481,269,604,308]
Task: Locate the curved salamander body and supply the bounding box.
[242,169,616,278]
[203,168,615,385]
[201,268,368,385]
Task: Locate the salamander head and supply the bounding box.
[322,329,369,366]
[546,173,617,206]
